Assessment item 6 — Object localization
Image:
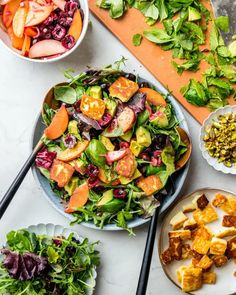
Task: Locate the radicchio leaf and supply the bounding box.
[1,249,48,281]
[63,134,77,148]
[73,113,101,131]
[127,92,146,114]
[35,147,57,169]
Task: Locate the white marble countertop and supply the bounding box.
[0,13,236,295]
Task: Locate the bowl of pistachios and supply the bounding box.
[200,105,236,174]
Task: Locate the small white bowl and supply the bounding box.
[200,105,236,175]
[0,0,89,63]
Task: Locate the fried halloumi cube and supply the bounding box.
[183,219,198,231]
[202,272,216,284]
[193,204,218,224]
[160,248,173,265]
[181,267,202,292]
[212,255,228,267]
[196,255,213,270]
[192,225,213,241]
[227,236,236,258]
[109,77,139,102]
[216,227,236,238]
[192,194,209,210]
[212,194,236,215]
[168,230,191,241]
[210,237,227,255]
[192,237,211,255]
[222,215,236,227]
[169,237,182,260]
[182,202,196,213]
[170,211,188,230]
[182,244,191,259]
[177,266,188,283]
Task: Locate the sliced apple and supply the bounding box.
[0,0,15,5]
[25,1,53,27]
[3,0,21,28]
[28,39,67,58]
[12,4,28,38]
[51,0,65,11]
[68,9,82,41]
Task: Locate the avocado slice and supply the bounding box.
[68,120,79,135]
[119,169,142,184]
[64,177,79,196]
[99,198,125,213]
[120,130,133,142]
[99,135,115,151]
[90,86,102,99]
[97,189,113,207]
[136,126,152,147]
[150,111,169,128]
[130,140,143,156]
[74,158,86,174]
[104,98,117,116]
[188,6,201,21]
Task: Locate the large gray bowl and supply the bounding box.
[31,77,190,230]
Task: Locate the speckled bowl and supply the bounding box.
[200,105,236,175]
[31,77,190,230]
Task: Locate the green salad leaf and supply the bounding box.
[54,85,77,104]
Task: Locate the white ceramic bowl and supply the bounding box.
[0,0,89,63]
[200,105,236,174]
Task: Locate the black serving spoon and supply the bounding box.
[0,83,65,219]
[136,127,192,295]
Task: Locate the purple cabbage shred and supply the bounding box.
[35,147,57,169]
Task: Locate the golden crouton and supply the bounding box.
[193,204,218,224]
[160,248,173,265]
[196,255,213,270]
[168,230,191,241]
[192,194,209,210]
[109,77,139,102]
[183,219,198,231]
[222,215,236,227]
[181,267,202,292]
[182,244,191,259]
[212,194,236,215]
[170,211,188,230]
[182,202,196,213]
[212,255,228,267]
[210,237,227,255]
[202,272,216,284]
[169,237,182,260]
[216,227,236,238]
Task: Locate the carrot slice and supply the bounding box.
[65,182,89,213]
[44,105,69,140]
[68,9,82,41]
[138,88,167,106]
[22,34,31,56]
[24,26,38,37]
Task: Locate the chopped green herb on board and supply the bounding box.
[132,33,143,46]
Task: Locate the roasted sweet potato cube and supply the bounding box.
[50,159,74,187]
[136,175,162,196]
[169,236,182,260]
[209,237,227,256]
[109,77,139,102]
[193,204,218,224]
[160,248,173,265]
[222,215,236,227]
[196,255,213,270]
[212,255,228,267]
[202,272,216,284]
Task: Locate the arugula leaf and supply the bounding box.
[54,85,77,104]
[132,33,143,46]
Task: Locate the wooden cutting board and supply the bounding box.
[88,1,235,124]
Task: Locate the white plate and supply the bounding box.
[6,223,97,295]
[158,188,236,295]
[200,105,236,174]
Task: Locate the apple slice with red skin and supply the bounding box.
[3,0,21,28]
[25,1,53,27]
[28,39,67,58]
[105,149,127,165]
[12,3,28,38]
[117,107,135,133]
[0,0,15,5]
[51,0,65,10]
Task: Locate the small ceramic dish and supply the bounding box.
[0,0,89,62]
[200,105,236,175]
[158,187,236,295]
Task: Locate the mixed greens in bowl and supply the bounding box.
[0,224,99,295]
[33,63,189,233]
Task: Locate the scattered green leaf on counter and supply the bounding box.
[172,59,200,74]
[143,27,173,44]
[132,33,143,46]
[181,79,208,107]
[215,16,229,33]
[54,85,77,104]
